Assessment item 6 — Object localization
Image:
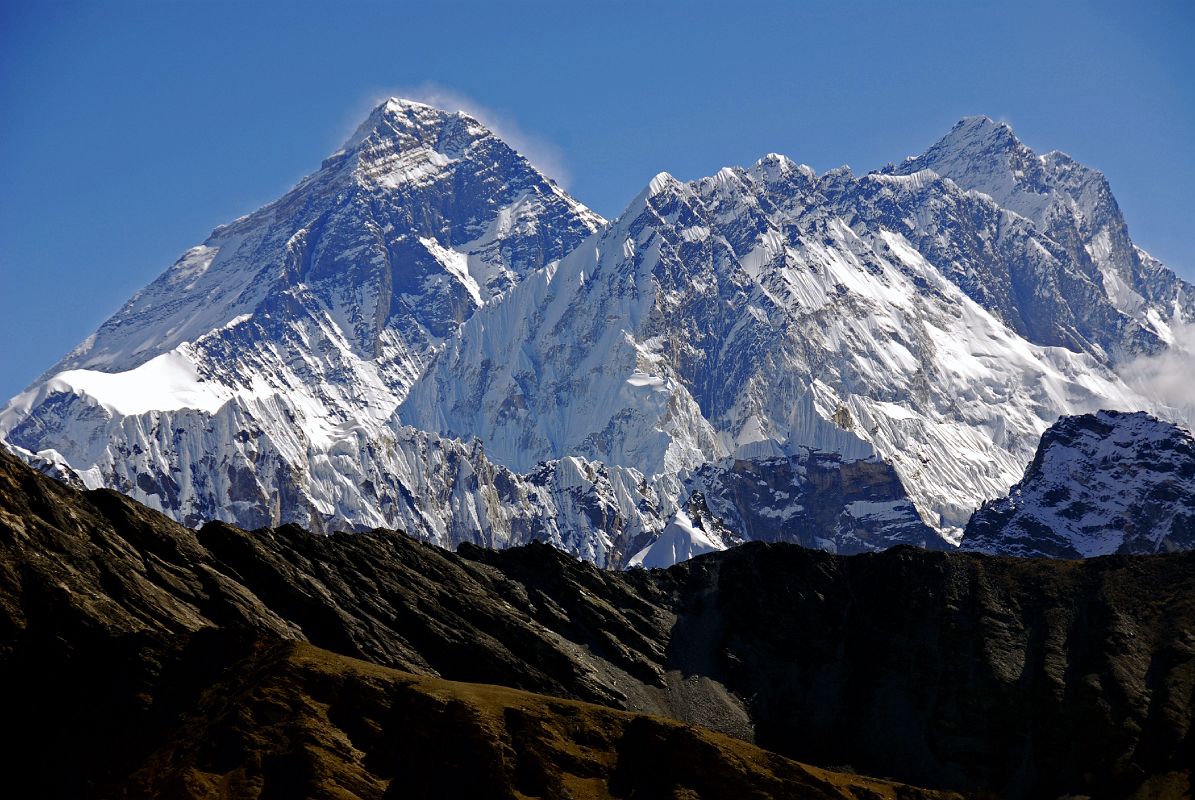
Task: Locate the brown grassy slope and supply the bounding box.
[111,638,962,800]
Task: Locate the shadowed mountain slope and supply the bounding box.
[1,447,1192,798]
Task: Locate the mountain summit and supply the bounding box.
[0,99,624,552]
[2,110,1192,565]
[892,116,1194,359]
[35,98,601,383]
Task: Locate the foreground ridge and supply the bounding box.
[1,448,1191,798]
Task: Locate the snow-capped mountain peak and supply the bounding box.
[345,97,475,144]
[902,115,1099,227]
[892,116,1195,361]
[3,108,1193,568]
[20,98,600,385]
[335,98,496,184]
[1,100,612,551]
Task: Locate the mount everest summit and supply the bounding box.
[2,100,1192,566]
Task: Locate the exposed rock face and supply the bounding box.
[962,409,1195,557]
[2,449,1192,798]
[627,450,942,568]
[680,450,940,554]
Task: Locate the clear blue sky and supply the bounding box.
[2,0,1192,402]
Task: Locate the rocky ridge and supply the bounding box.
[962,409,1195,557]
[2,448,1192,798]
[405,124,1167,546]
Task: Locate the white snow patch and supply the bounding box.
[625,372,668,391]
[845,499,910,521]
[627,509,726,569]
[43,350,234,416]
[420,236,483,305]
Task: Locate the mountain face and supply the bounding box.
[893,117,1195,358]
[2,105,1193,565]
[2,449,1191,798]
[45,98,603,383]
[1,99,625,547]
[402,128,1174,546]
[9,99,600,452]
[962,410,1195,557]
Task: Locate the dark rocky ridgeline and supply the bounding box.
[1,447,1193,798]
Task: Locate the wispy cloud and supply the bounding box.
[345,84,572,188]
[1119,321,1195,427]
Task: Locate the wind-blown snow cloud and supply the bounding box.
[350,84,573,188]
[1119,322,1195,427]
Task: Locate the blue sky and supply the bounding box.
[1,0,1192,402]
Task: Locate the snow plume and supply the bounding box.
[356,84,573,188]
[1119,322,1195,427]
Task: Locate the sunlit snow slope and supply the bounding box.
[403,120,1188,547]
[3,108,1192,565]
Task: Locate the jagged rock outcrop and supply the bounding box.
[962,409,1195,557]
